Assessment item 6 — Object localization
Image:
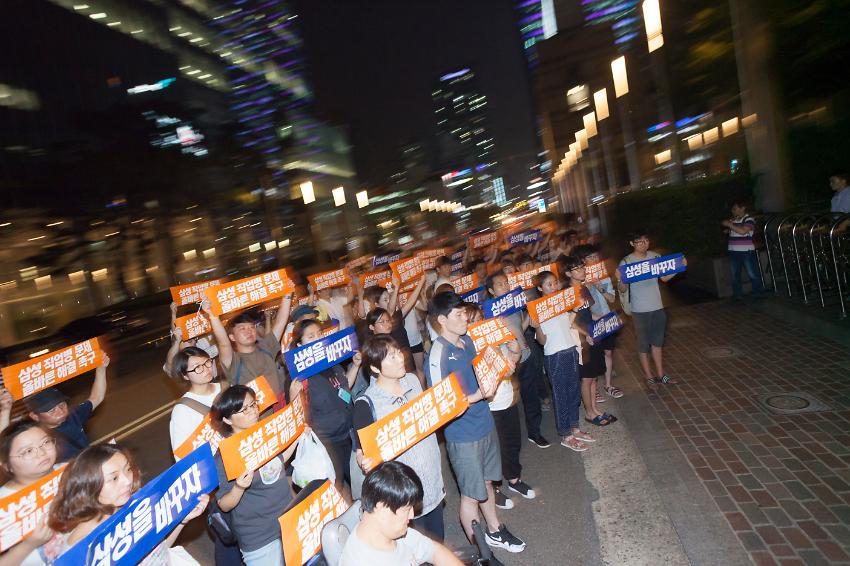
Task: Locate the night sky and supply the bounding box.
[291,0,540,190]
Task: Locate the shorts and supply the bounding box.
[446,428,502,501]
[409,342,424,354]
[600,332,617,351]
[633,309,667,353]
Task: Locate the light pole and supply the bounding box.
[611,56,641,191]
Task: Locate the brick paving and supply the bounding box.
[617,300,850,565]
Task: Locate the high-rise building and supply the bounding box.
[515,0,560,67]
[581,0,642,51]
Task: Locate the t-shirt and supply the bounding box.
[390,310,411,349]
[222,332,283,394]
[425,335,494,443]
[587,280,613,317]
[340,524,434,566]
[832,187,850,213]
[620,251,664,313]
[169,383,222,456]
[55,401,93,462]
[306,365,353,442]
[539,311,577,356]
[728,215,756,251]
[215,453,293,553]
[403,309,423,347]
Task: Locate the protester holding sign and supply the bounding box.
[25,354,110,462]
[425,292,526,553]
[616,230,685,390]
[340,462,462,566]
[168,347,224,455]
[353,335,446,542]
[211,385,299,566]
[0,421,64,566]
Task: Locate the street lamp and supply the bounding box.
[583,112,598,138]
[642,0,664,52]
[611,56,629,98]
[593,89,609,120]
[300,181,315,204]
[356,190,369,208]
[332,187,346,206]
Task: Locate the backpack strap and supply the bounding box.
[177,397,211,416]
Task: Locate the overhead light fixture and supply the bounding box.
[356,190,369,208]
[332,187,346,206]
[300,181,315,204]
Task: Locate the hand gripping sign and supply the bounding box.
[618,253,687,284]
[358,373,469,465]
[218,392,307,480]
[589,312,624,342]
[174,311,212,340]
[469,231,499,249]
[584,261,609,284]
[360,268,392,289]
[172,376,277,460]
[307,268,350,292]
[2,338,103,400]
[170,279,223,306]
[507,262,559,291]
[55,444,217,566]
[203,268,295,317]
[527,286,583,325]
[0,465,65,551]
[450,273,479,295]
[279,480,349,566]
[284,327,359,382]
[466,318,516,353]
[389,256,424,284]
[482,288,527,319]
[472,345,511,397]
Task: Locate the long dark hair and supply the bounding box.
[366,307,390,335]
[210,385,255,437]
[48,443,140,533]
[289,318,322,350]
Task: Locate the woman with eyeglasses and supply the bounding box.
[168,346,223,458]
[0,420,64,566]
[210,385,301,566]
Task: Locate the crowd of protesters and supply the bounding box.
[0,216,689,566]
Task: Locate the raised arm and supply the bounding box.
[88,354,110,410]
[271,293,294,341]
[0,388,13,433]
[399,274,427,318]
[164,327,183,378]
[386,277,401,315]
[203,298,233,369]
[346,352,362,388]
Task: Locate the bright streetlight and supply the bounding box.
[356,190,369,208]
[332,187,346,206]
[642,0,664,52]
[300,181,315,204]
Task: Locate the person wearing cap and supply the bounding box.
[25,354,110,462]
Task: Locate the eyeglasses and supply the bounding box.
[14,437,56,461]
[187,359,214,374]
[633,238,649,244]
[234,400,258,415]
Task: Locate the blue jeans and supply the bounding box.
[729,250,764,298]
[544,348,580,437]
[241,538,283,566]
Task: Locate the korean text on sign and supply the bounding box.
[584,261,609,284]
[284,327,359,382]
[590,312,624,341]
[373,253,400,268]
[169,279,222,306]
[472,345,511,396]
[203,268,295,316]
[361,269,391,289]
[307,269,350,292]
[508,229,541,246]
[450,273,479,294]
[416,248,448,270]
[0,465,64,551]
[507,262,559,291]
[461,287,487,304]
[527,286,583,325]
[219,392,306,480]
[618,253,686,284]
[346,255,373,271]
[279,480,349,566]
[482,288,527,319]
[358,373,469,464]
[469,231,498,249]
[173,376,276,460]
[175,311,212,340]
[2,338,103,401]
[467,318,516,353]
[55,444,217,566]
[389,256,424,284]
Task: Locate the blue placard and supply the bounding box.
[483,288,528,319]
[373,253,400,268]
[285,326,359,381]
[461,286,487,304]
[508,229,541,246]
[589,312,624,341]
[618,253,686,284]
[451,247,466,261]
[451,261,464,274]
[55,444,217,566]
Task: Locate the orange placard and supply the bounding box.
[307,268,350,292]
[469,231,499,249]
[584,261,609,284]
[346,255,374,271]
[279,480,349,566]
[536,220,558,235]
[2,338,103,401]
[0,465,65,551]
[527,286,583,325]
[389,256,423,284]
[321,325,339,337]
[174,311,212,340]
[467,318,516,353]
[357,373,469,464]
[361,269,391,289]
[218,392,306,480]
[416,248,449,270]
[472,345,511,396]
[170,279,223,306]
[203,269,295,317]
[172,376,277,460]
[450,273,479,295]
[506,262,559,291]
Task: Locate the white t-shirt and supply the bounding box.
[540,311,577,356]
[404,309,423,347]
[340,524,434,566]
[169,383,222,455]
[488,376,519,411]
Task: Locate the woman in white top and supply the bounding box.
[168,346,222,457]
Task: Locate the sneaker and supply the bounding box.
[485,524,526,553]
[507,480,536,499]
[494,488,514,509]
[527,434,551,448]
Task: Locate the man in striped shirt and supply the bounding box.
[722,200,765,299]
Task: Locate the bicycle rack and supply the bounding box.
[776,213,804,297]
[761,214,782,293]
[808,213,840,307]
[829,213,850,319]
[791,215,817,304]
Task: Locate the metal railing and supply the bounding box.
[759,211,850,318]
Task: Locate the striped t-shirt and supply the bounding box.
[728,215,756,251]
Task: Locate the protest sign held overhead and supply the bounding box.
[0,465,65,551]
[360,268,392,289]
[284,326,359,381]
[507,229,541,246]
[461,287,487,304]
[450,273,479,295]
[584,261,609,284]
[2,338,104,400]
[527,286,583,325]
[203,268,295,316]
[358,373,468,464]
[507,262,559,291]
[389,256,423,284]
[279,480,349,566]
[467,317,516,353]
[170,279,223,306]
[373,252,401,268]
[416,248,449,270]
[482,288,527,319]
[618,253,687,284]
[469,231,499,249]
[472,345,511,396]
[174,311,211,340]
[307,268,350,292]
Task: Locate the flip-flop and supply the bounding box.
[561,437,588,452]
[584,415,612,427]
[602,413,618,423]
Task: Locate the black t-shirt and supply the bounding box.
[56,401,94,462]
[306,365,353,442]
[390,310,410,349]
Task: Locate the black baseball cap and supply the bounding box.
[292,304,319,321]
[24,388,68,414]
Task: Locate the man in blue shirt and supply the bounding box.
[425,291,525,553]
[830,171,850,213]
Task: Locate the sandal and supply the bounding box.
[595,393,607,403]
[602,413,618,423]
[646,378,659,391]
[604,386,623,398]
[561,436,588,452]
[573,430,595,442]
[658,374,679,385]
[585,415,612,427]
